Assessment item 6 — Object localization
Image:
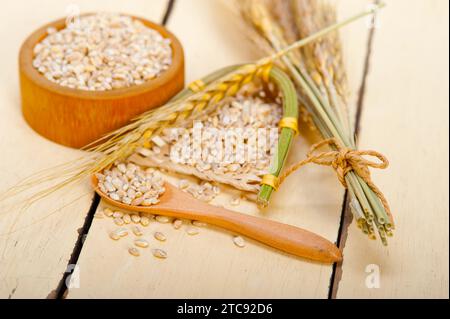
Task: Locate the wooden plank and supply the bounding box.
[336,0,449,298]
[0,0,169,298]
[67,0,371,298]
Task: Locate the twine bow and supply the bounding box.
[277,138,392,222]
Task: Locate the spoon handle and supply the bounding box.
[156,202,342,263]
[214,209,341,263]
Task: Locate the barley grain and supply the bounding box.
[140,216,150,227]
[152,249,167,259]
[131,214,141,224]
[109,192,120,201]
[233,236,246,248]
[186,226,199,236]
[134,239,149,248]
[103,208,114,217]
[178,179,189,190]
[128,247,140,257]
[172,219,183,229]
[154,232,166,242]
[114,217,124,226]
[123,214,131,224]
[113,211,123,218]
[109,232,121,241]
[131,196,145,206]
[155,215,170,224]
[132,226,143,237]
[115,228,129,238]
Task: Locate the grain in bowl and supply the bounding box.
[32,12,173,91]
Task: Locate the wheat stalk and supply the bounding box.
[237,0,393,244]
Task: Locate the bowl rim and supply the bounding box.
[19,12,184,100]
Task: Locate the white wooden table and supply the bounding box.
[0,0,448,299]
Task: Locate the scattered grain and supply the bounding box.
[154,232,166,242]
[109,232,121,241]
[132,226,143,237]
[115,228,129,237]
[152,249,167,259]
[134,239,149,248]
[186,226,199,236]
[233,236,246,248]
[128,247,140,257]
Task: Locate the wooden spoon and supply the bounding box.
[92,176,342,263]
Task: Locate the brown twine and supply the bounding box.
[278,138,393,224]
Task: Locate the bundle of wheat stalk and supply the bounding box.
[236,0,393,245]
[0,4,384,236]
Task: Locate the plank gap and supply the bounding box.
[50,193,100,299]
[162,0,176,26]
[327,191,350,299]
[328,5,379,299]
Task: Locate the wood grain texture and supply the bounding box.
[0,0,169,298]
[336,0,449,298]
[20,15,184,148]
[67,0,371,298]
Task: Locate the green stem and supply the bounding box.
[356,175,390,225]
[257,67,298,207]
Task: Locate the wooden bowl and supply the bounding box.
[19,14,185,148]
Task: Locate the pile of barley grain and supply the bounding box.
[145,95,282,183]
[33,13,172,91]
[96,162,165,206]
